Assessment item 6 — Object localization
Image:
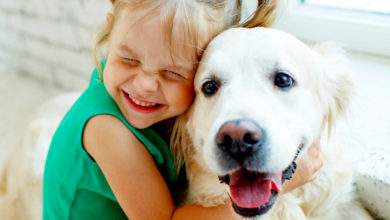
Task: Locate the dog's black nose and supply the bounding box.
[216,119,265,163]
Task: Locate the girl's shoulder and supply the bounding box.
[82,113,178,185]
[83,114,142,164]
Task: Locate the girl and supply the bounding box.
[43,0,322,219]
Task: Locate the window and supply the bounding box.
[304,0,390,15]
[274,0,390,57]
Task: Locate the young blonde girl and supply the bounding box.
[43,0,322,219]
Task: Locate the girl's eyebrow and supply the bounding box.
[168,65,194,75]
[119,44,194,73]
[118,44,140,58]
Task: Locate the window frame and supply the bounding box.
[274,0,390,57]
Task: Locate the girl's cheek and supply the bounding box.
[179,83,195,108]
[106,62,133,86]
[163,81,193,110]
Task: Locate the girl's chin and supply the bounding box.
[124,116,154,129]
[124,113,164,129]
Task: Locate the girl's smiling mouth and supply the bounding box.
[122,90,164,113]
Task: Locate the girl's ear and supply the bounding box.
[314,42,354,135]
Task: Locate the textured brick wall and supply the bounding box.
[0,0,110,89]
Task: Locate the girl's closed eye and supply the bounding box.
[121,57,141,67]
[163,69,188,81]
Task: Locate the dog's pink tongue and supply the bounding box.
[229,171,281,209]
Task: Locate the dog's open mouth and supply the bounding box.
[219,169,282,217]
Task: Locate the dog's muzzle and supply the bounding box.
[216,119,303,217]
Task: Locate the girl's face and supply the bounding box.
[104,7,196,129]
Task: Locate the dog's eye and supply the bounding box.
[201,80,219,97]
[274,72,295,90]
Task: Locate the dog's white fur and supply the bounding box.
[0,93,80,220]
[171,27,373,220]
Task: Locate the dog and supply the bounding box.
[0,93,80,220]
[171,27,373,220]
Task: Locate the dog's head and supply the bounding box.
[172,27,353,217]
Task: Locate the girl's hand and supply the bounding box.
[282,142,323,194]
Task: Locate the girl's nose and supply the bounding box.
[133,71,159,93]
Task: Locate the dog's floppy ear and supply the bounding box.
[314,42,354,135]
[170,114,193,174]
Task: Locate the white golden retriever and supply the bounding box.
[171,27,373,219]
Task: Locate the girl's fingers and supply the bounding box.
[307,142,321,158]
[307,144,324,181]
[309,154,323,181]
[309,169,321,181]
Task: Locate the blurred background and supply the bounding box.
[0,0,389,219]
[0,0,110,165]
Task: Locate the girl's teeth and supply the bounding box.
[129,95,158,107]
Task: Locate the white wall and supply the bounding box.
[0,0,110,90]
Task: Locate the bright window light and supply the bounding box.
[303,0,390,15]
[275,0,390,56]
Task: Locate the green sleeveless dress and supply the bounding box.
[43,66,178,219]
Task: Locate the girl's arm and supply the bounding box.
[84,115,241,220]
[172,202,239,220]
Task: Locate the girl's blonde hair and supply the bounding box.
[93,0,279,75]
